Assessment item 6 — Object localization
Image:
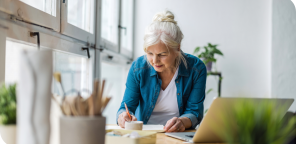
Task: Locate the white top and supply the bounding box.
[147,67,179,125]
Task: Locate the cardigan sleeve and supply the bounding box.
[116,61,141,124]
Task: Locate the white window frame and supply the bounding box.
[0,15,8,82]
[0,11,95,88]
[0,0,60,31]
[0,0,135,93]
[96,0,119,53]
[61,0,96,44]
[0,11,96,144]
[0,0,136,133]
[119,0,134,58]
[96,0,134,59]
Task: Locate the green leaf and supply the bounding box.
[0,83,17,125]
[204,46,209,53]
[192,43,223,63]
[206,89,213,95]
[193,47,200,54]
[217,99,296,144]
[208,43,212,47]
[212,49,224,56]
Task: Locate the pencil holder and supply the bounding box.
[60,116,106,144]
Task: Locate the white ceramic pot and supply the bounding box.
[60,116,106,144]
[0,125,16,144]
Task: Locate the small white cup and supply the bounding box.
[125,121,143,130]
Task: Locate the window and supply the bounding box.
[0,0,136,142]
[2,36,95,144]
[99,0,134,58]
[53,51,92,98]
[20,0,56,16]
[119,0,134,58]
[67,0,94,34]
[4,39,93,98]
[61,0,96,44]
[101,61,129,124]
[5,39,38,84]
[0,0,60,31]
[100,0,119,52]
[0,0,134,128]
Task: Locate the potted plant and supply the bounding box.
[218,99,296,144]
[193,43,223,71]
[0,83,17,144]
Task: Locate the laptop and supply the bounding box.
[165,97,294,143]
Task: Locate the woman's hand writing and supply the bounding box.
[118,112,137,128]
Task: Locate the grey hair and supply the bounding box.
[143,10,187,69]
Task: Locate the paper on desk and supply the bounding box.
[106,125,123,130]
[106,125,165,132]
[143,125,164,132]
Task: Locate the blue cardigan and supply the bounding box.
[116,53,207,128]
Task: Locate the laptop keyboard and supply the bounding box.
[185,135,194,138]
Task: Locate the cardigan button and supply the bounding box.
[178,93,180,95]
[176,81,179,83]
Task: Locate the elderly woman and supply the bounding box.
[116,10,207,132]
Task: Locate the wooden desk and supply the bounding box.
[107,125,226,144]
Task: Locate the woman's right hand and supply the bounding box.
[118,112,137,128]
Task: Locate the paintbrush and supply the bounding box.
[88,80,98,116]
[101,97,112,113]
[95,80,105,115]
[53,72,65,100]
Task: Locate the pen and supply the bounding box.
[124,102,132,121]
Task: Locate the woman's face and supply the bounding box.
[146,42,178,73]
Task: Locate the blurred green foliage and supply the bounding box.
[220,100,296,144]
[206,89,213,95]
[0,83,17,125]
[193,43,223,65]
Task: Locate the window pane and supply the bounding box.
[5,39,92,98]
[20,0,56,16]
[5,39,38,84]
[67,0,94,34]
[101,62,128,124]
[120,0,133,51]
[53,51,92,98]
[101,0,119,45]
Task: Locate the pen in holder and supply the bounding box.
[52,77,112,144]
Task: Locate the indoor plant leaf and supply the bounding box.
[0,83,17,125]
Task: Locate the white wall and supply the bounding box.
[272,0,296,111]
[134,0,272,110]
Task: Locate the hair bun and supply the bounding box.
[152,10,177,24]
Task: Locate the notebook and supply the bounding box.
[106,125,165,133]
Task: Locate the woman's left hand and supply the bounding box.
[164,117,186,132]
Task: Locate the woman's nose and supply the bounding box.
[153,55,159,64]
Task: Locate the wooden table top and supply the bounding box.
[107,125,226,144]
